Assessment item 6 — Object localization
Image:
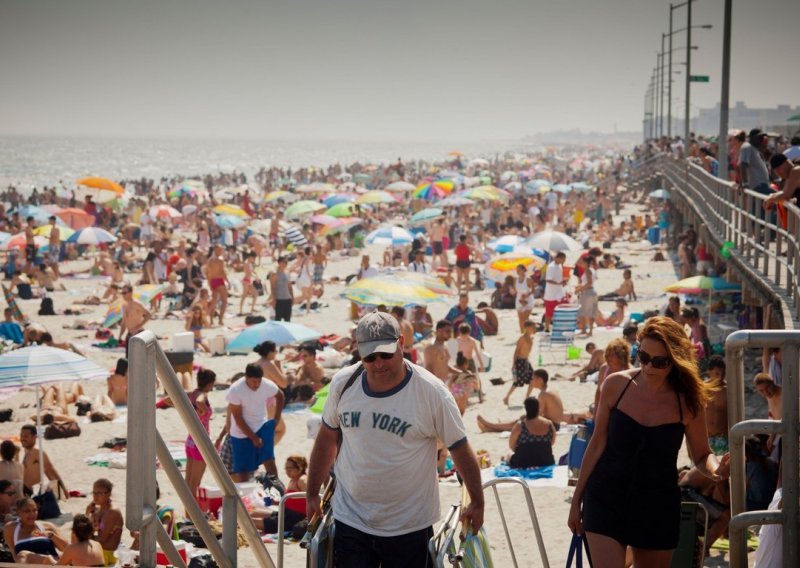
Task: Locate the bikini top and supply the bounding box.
[14,522,58,558]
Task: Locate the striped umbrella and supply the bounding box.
[66,227,117,245]
[1,233,48,252]
[526,230,582,252]
[213,204,249,217]
[0,345,107,387]
[1,284,26,324]
[413,180,454,200]
[366,226,415,246]
[487,235,527,253]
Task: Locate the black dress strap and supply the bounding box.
[612,372,639,409]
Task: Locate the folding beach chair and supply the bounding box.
[538,304,578,363]
[670,501,709,568]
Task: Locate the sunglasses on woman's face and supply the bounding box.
[362,351,395,363]
[638,350,671,369]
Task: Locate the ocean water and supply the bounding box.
[0,137,534,191]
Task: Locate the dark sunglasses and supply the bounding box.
[362,352,395,363]
[638,350,671,369]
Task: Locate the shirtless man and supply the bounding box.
[455,322,484,373]
[599,269,637,301]
[423,320,453,381]
[270,211,283,260]
[503,320,535,406]
[46,216,60,278]
[430,219,448,270]
[20,424,67,496]
[118,284,151,357]
[204,244,229,325]
[705,356,728,455]
[478,369,564,432]
[391,306,415,360]
[569,342,605,382]
[107,358,129,406]
[293,345,326,393]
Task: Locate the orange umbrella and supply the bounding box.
[77,177,124,194]
[55,208,94,230]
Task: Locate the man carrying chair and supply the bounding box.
[307,311,485,567]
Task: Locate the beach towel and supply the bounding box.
[460,527,494,568]
[0,322,23,344]
[493,464,555,480]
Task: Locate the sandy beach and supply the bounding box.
[0,189,764,568]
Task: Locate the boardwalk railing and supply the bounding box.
[128,331,275,568]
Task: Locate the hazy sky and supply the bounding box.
[1,0,797,140]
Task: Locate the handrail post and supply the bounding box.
[127,333,159,567]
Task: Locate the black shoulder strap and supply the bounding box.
[340,364,363,398]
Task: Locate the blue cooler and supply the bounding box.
[647,226,661,245]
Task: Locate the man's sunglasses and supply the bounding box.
[638,350,671,369]
[362,352,395,363]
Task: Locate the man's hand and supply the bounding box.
[251,435,264,449]
[461,500,484,532]
[306,494,323,521]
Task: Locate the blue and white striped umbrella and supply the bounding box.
[366,226,415,246]
[487,234,527,253]
[66,227,117,245]
[0,345,108,388]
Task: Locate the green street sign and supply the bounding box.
[690,75,710,83]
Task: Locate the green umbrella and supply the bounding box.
[409,207,444,225]
[326,202,359,217]
[787,114,800,122]
[285,200,325,220]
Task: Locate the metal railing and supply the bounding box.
[726,330,800,568]
[127,331,275,568]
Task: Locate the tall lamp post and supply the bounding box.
[685,0,692,145]
[718,0,732,177]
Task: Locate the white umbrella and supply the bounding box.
[366,226,415,246]
[526,230,582,252]
[0,346,108,494]
[65,227,117,245]
[385,181,416,193]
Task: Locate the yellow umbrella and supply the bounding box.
[213,204,249,217]
[485,252,546,282]
[355,190,398,205]
[264,190,291,202]
[33,225,75,241]
[77,177,124,194]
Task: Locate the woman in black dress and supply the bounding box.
[568,316,730,567]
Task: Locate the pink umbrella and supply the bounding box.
[149,205,183,220]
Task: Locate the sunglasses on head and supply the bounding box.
[362,351,395,363]
[638,350,671,369]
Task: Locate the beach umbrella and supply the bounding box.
[226,321,322,354]
[323,194,357,208]
[469,158,490,167]
[213,189,235,201]
[394,271,454,296]
[77,177,124,194]
[325,202,359,218]
[2,284,26,323]
[213,204,249,218]
[385,181,416,193]
[319,217,362,236]
[0,232,10,245]
[285,200,325,220]
[457,186,509,203]
[413,180,454,200]
[182,204,198,216]
[552,184,572,194]
[526,230,582,252]
[296,182,336,194]
[343,275,448,307]
[167,185,196,199]
[66,227,117,245]
[213,214,246,229]
[487,235,527,253]
[149,205,183,220]
[447,150,464,157]
[55,207,94,230]
[356,190,398,205]
[436,196,475,207]
[484,252,547,282]
[263,190,291,203]
[366,226,415,246]
[504,181,522,192]
[570,182,594,192]
[649,189,671,200]
[102,300,125,328]
[663,276,741,295]
[1,233,47,252]
[309,214,339,226]
[33,225,75,242]
[15,205,53,225]
[409,207,444,225]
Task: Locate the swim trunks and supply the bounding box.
[512,358,533,387]
[210,277,225,290]
[432,241,443,254]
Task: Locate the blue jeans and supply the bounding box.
[333,520,433,568]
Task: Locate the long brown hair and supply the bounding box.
[639,316,712,417]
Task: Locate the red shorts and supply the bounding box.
[210,277,225,290]
[544,300,559,319]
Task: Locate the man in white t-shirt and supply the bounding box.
[408,249,429,273]
[226,363,285,482]
[543,252,567,332]
[307,311,484,566]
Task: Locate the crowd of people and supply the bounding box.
[0,135,793,565]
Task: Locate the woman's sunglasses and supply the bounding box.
[362,352,395,363]
[638,350,672,369]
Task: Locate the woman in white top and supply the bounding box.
[293,247,315,314]
[515,264,535,333]
[576,256,598,336]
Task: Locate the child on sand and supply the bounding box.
[503,320,536,406]
[454,323,484,373]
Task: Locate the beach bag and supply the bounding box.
[33,490,61,520]
[38,296,55,316]
[44,421,81,440]
[253,279,265,296]
[566,533,593,567]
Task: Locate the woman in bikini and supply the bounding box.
[4,497,65,564]
[239,252,258,315]
[86,478,123,567]
[184,369,216,513]
[185,304,209,353]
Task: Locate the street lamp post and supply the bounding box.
[685,0,692,145]
[718,0,732,177]
[660,33,666,138]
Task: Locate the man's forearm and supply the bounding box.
[450,442,484,505]
[306,434,338,495]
